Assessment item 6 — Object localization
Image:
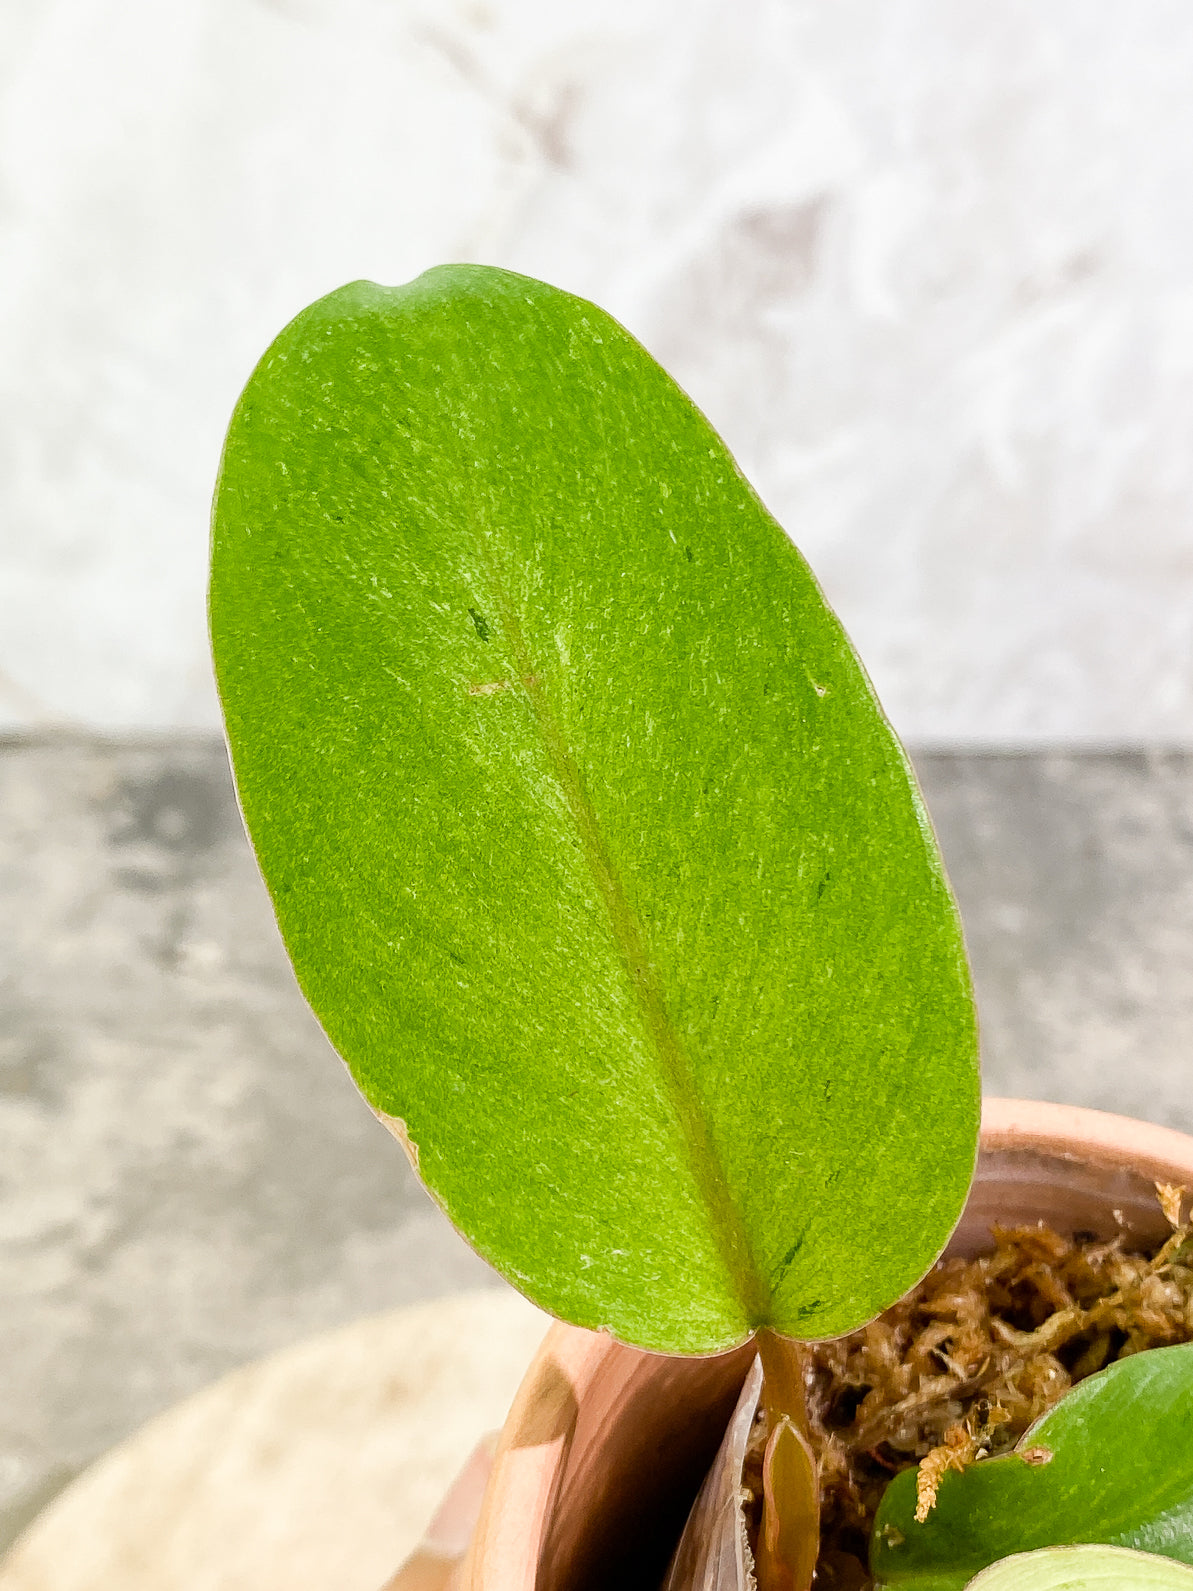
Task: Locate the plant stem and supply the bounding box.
[757,1327,810,1433]
[755,1330,819,1591]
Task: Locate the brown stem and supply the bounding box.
[757,1327,810,1432]
[755,1330,819,1591]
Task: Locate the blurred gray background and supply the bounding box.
[3,0,1193,1561]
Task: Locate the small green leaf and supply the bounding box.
[873,1343,1193,1590]
[210,264,978,1352]
[964,1545,1193,1590]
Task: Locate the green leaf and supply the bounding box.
[210,264,978,1352]
[872,1343,1193,1590]
[964,1545,1193,1590]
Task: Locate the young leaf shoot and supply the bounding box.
[873,1343,1193,1590]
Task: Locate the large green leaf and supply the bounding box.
[964,1546,1193,1590]
[210,264,978,1352]
[873,1344,1193,1589]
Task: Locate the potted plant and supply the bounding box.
[457,1100,1193,1591]
[209,265,1193,1590]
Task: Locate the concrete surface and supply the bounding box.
[0,1291,549,1591]
[1,739,1191,1552]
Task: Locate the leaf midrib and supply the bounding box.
[491,586,771,1330]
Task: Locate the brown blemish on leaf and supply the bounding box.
[374,1107,420,1171]
[1021,1445,1053,1466]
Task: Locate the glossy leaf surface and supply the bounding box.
[211,265,978,1351]
[964,1545,1193,1590]
[873,1344,1193,1589]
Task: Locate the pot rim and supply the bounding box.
[979,1096,1193,1170]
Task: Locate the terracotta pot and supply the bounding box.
[459,1099,1193,1591]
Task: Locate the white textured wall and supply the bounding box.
[3,0,1193,743]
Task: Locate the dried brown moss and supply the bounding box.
[800,1209,1193,1590]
